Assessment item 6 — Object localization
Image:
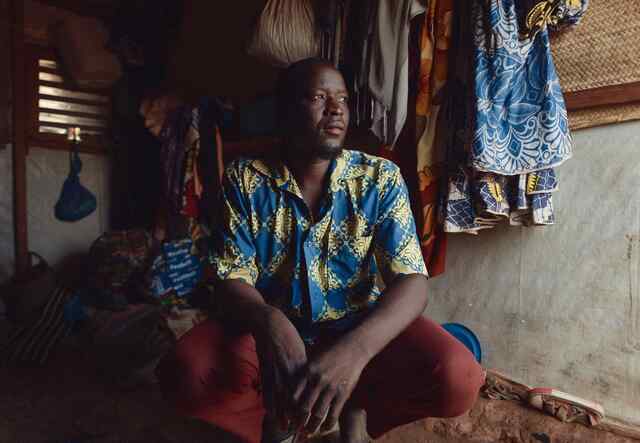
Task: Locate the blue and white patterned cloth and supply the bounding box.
[470,0,587,176]
[443,166,558,233]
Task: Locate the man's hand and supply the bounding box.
[253,307,308,431]
[292,337,371,435]
[291,274,429,436]
[215,280,308,433]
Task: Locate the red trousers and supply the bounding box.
[156,317,485,443]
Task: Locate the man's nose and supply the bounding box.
[325,98,344,115]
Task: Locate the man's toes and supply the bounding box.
[339,408,371,443]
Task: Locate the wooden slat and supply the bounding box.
[38,59,57,69]
[38,85,109,103]
[38,66,61,76]
[11,0,29,273]
[38,107,108,122]
[38,98,108,116]
[38,111,107,128]
[38,92,109,108]
[38,71,64,83]
[564,82,640,111]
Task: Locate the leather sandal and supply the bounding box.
[528,387,605,426]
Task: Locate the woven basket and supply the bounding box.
[552,0,640,129]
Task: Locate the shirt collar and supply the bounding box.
[248,150,368,193]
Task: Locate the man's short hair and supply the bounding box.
[275,57,336,126]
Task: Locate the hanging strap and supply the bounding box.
[68,139,82,177]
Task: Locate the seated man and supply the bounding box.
[156,58,485,443]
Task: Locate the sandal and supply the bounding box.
[528,387,605,426]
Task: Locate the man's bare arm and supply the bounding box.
[292,273,429,434]
[216,279,276,331]
[342,273,429,361]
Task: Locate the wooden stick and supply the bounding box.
[11,0,29,273]
[565,82,640,111]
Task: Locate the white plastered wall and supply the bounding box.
[0,145,110,283]
[425,120,640,424]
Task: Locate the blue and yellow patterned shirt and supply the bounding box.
[212,149,428,341]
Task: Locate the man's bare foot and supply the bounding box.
[339,407,372,443]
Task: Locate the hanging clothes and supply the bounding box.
[441,0,587,234]
[341,0,376,129]
[157,98,224,248]
[149,98,225,306]
[368,0,426,147]
[318,0,350,67]
[413,0,453,276]
[469,0,587,176]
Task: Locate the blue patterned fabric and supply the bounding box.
[470,0,586,175]
[443,166,558,233]
[211,150,428,342]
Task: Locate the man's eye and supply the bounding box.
[338,96,349,103]
[313,94,326,101]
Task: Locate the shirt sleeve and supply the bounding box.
[373,164,429,285]
[210,164,259,286]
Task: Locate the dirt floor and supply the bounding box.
[1,347,638,443]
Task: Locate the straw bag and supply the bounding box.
[247,0,320,67]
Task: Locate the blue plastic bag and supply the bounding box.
[54,144,97,222]
[149,238,203,304]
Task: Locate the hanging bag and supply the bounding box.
[54,131,97,222]
[246,0,320,67]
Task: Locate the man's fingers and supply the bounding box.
[305,387,334,435]
[292,377,307,406]
[294,377,324,429]
[321,390,349,433]
[289,377,308,429]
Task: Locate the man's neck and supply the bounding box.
[284,150,333,191]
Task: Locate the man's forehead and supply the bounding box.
[298,66,346,91]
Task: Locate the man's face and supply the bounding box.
[287,65,350,160]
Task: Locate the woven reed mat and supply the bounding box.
[551,0,640,129]
[552,0,640,93]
